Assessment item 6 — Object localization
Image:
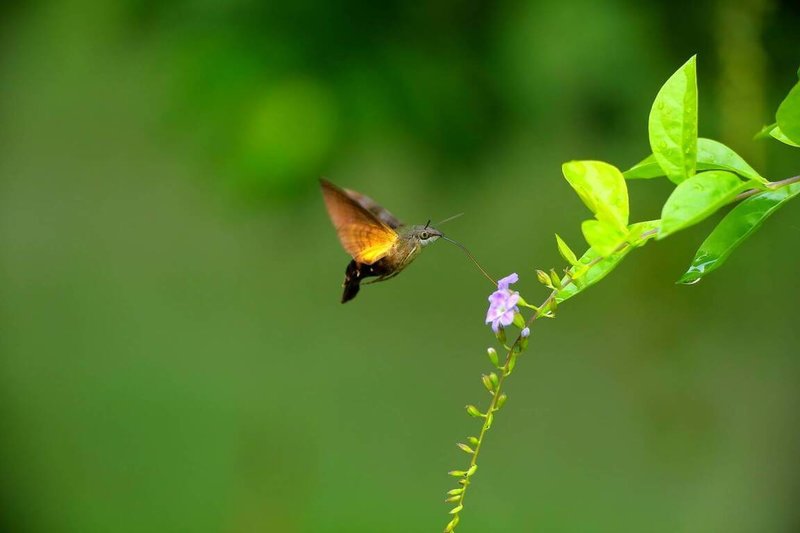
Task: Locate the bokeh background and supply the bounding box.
[2,0,800,531]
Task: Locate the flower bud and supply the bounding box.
[457,442,475,454]
[481,374,494,393]
[520,328,530,350]
[506,352,518,375]
[487,347,499,367]
[496,393,508,410]
[550,269,563,289]
[536,269,552,287]
[444,515,460,532]
[466,405,483,418]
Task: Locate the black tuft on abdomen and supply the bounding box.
[341,259,392,303]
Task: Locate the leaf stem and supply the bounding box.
[735,174,800,202]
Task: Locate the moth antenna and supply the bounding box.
[441,236,496,286]
[435,212,464,226]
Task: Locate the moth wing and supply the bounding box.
[342,188,404,229]
[320,179,398,264]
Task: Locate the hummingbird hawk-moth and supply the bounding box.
[320,179,444,303]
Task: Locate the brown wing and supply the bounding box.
[342,188,403,229]
[320,179,399,264]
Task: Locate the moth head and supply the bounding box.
[412,221,443,246]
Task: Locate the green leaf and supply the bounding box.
[649,55,698,184]
[555,234,579,266]
[659,171,750,239]
[562,161,629,231]
[754,122,777,140]
[556,220,659,303]
[623,154,661,179]
[776,81,800,144]
[678,182,800,284]
[581,219,628,256]
[769,125,800,148]
[625,139,763,182]
[694,139,766,183]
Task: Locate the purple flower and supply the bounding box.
[485,273,520,333]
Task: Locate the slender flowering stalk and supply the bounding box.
[443,240,643,532]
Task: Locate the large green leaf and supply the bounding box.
[625,138,765,183]
[557,220,659,303]
[678,183,800,284]
[562,161,629,231]
[649,56,698,184]
[659,171,750,239]
[776,81,800,144]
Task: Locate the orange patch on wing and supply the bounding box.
[321,179,398,264]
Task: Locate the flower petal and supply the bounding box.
[488,289,509,306]
[506,292,520,308]
[486,305,502,322]
[497,273,519,290]
[500,309,515,327]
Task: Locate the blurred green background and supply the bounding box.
[2,0,800,531]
